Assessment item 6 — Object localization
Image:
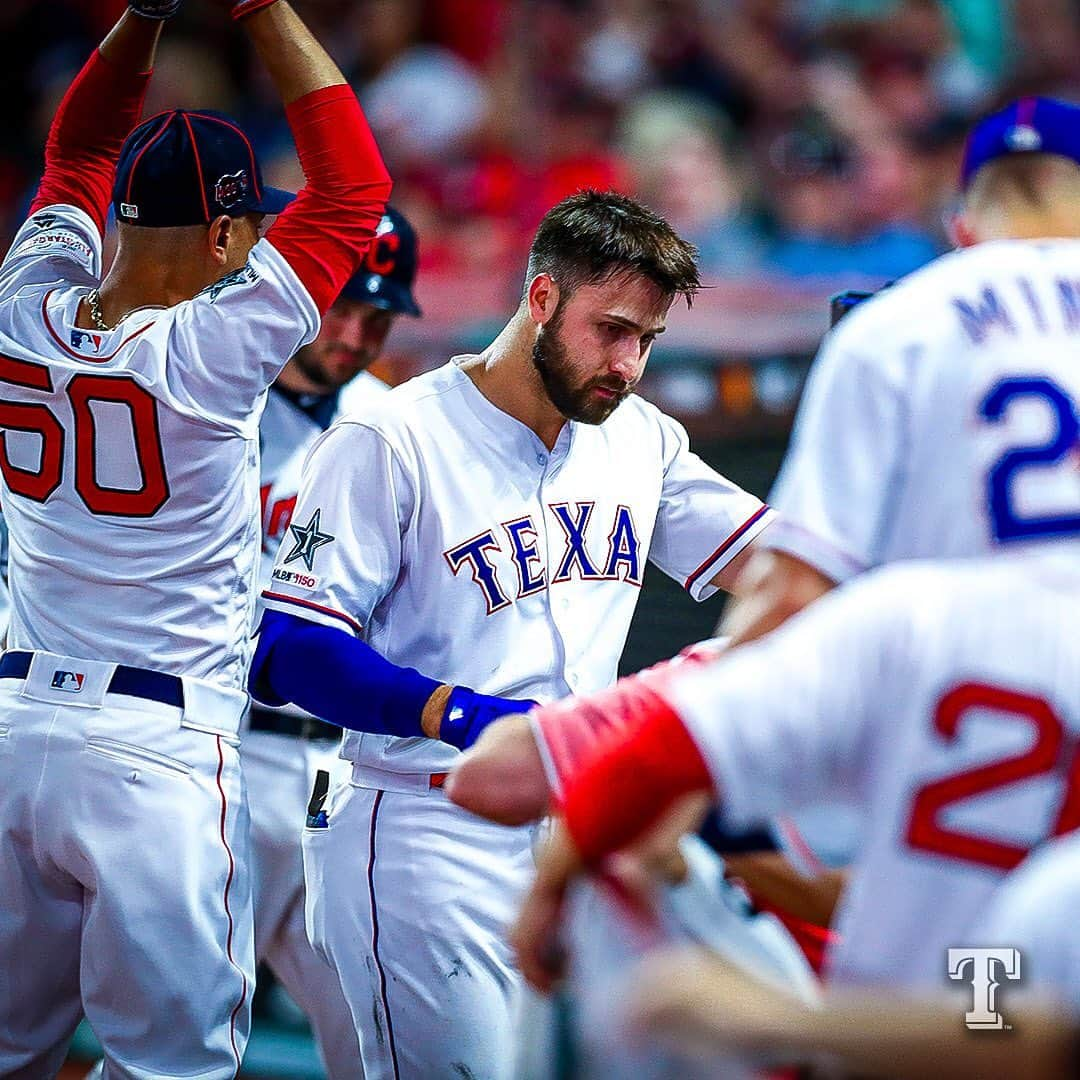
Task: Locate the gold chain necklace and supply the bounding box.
[85,289,111,331]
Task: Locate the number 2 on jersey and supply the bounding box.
[979,375,1080,541]
[906,682,1080,871]
[0,354,169,517]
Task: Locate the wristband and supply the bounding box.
[232,0,280,20]
[561,686,713,865]
[535,637,726,795]
[440,687,538,751]
[129,0,182,18]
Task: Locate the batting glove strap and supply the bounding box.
[440,686,538,752]
[128,0,182,18]
[231,0,280,20]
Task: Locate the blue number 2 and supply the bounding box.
[979,376,1080,541]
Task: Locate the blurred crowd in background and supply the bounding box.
[5,0,1080,421]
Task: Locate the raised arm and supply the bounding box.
[239,1,393,314]
[28,10,164,234]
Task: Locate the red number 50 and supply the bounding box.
[906,682,1080,871]
[0,354,169,517]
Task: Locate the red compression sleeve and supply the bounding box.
[29,49,151,236]
[559,683,714,866]
[266,85,392,315]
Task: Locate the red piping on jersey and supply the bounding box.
[776,815,827,876]
[41,290,157,362]
[261,590,363,635]
[126,112,177,205]
[215,735,248,1073]
[181,113,211,222]
[684,504,771,592]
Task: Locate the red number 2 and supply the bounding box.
[0,355,169,517]
[906,682,1080,871]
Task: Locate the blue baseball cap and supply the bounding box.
[960,96,1080,190]
[337,206,421,317]
[112,109,294,227]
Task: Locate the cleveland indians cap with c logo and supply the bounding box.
[112,109,295,227]
[337,206,422,317]
[960,96,1080,190]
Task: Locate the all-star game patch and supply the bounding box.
[283,509,335,572]
[12,228,95,272]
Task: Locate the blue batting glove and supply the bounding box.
[439,687,538,751]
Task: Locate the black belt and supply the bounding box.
[249,706,340,742]
[0,650,185,709]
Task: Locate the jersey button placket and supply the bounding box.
[536,466,571,688]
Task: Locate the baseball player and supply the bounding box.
[449,96,1080,841]
[248,189,775,1078]
[721,94,1080,644]
[621,828,1080,1079]
[246,208,420,1078]
[0,0,390,1075]
[513,546,1080,1000]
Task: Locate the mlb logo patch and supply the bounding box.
[51,670,85,693]
[70,329,103,353]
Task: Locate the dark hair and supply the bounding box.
[525,190,700,308]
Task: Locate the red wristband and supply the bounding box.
[560,685,713,866]
[536,640,723,794]
[233,0,279,19]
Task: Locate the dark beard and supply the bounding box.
[531,316,633,425]
[291,343,338,393]
[291,342,373,393]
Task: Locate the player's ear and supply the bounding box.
[527,273,561,327]
[207,214,233,266]
[948,209,979,249]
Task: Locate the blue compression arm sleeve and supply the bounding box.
[249,609,440,737]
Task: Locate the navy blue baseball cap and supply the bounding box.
[112,109,294,227]
[337,206,421,317]
[961,97,1080,190]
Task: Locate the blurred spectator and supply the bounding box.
[620,91,768,275]
[763,110,940,280]
[4,0,1079,292]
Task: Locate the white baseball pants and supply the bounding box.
[303,772,535,1080]
[243,730,361,1079]
[0,657,253,1080]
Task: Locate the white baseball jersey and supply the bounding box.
[666,551,1080,990]
[259,372,388,584]
[245,374,389,1079]
[264,358,772,775]
[979,830,1080,1013]
[0,511,10,641]
[766,240,1080,581]
[0,204,319,693]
